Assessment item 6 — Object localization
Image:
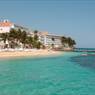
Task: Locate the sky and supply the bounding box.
[0,0,95,48]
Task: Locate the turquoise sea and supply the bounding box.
[0,52,95,95]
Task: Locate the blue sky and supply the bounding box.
[0,0,95,48]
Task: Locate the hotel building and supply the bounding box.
[38,32,62,48]
[0,20,31,33]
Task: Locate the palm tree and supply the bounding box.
[16,29,22,42]
[0,33,9,48]
[34,30,39,42]
[34,30,38,34]
[25,36,33,48]
[72,40,76,46]
[20,31,27,48]
[61,36,67,47]
[36,41,42,49]
[0,33,9,43]
[67,37,76,47]
[9,29,17,39]
[33,30,39,48]
[34,34,39,41]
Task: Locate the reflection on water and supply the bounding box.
[70,54,95,69]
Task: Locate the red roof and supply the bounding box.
[0,20,13,27]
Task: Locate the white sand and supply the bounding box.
[0,49,62,58]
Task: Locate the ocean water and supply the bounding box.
[0,52,95,95]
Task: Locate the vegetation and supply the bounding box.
[0,28,76,50]
[0,29,42,49]
[61,36,76,48]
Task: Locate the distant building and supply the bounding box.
[0,20,32,33]
[45,34,62,48]
[38,32,62,48]
[0,20,14,33]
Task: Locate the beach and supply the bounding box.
[0,49,62,58]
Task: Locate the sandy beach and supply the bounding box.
[0,49,62,58]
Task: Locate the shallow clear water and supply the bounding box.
[0,52,95,95]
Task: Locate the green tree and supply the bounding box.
[0,33,9,48]
[34,30,38,34]
[0,33,9,43]
[61,36,67,47]
[9,29,17,39]
[34,34,39,41]
[25,36,33,48]
[16,29,22,42]
[33,30,39,48]
[36,41,42,49]
[20,31,27,48]
[67,37,76,47]
[34,30,39,41]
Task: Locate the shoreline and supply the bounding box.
[0,49,63,59]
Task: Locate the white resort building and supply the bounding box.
[0,20,31,33]
[38,32,62,48]
[0,20,14,33]
[0,20,62,49]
